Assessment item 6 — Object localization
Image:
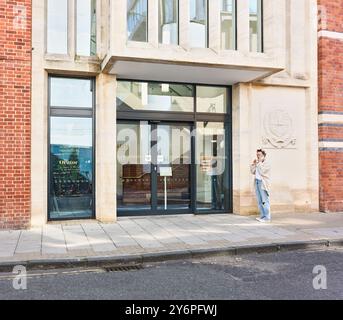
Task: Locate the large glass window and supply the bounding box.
[127,0,148,42]
[189,0,208,48]
[221,0,236,50]
[196,122,226,211]
[76,0,97,56]
[159,0,178,45]
[49,77,94,221]
[47,0,68,54]
[249,0,263,52]
[196,86,227,113]
[116,81,232,216]
[49,117,93,220]
[50,78,93,108]
[117,81,194,112]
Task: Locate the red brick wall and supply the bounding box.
[0,1,31,229]
[318,0,343,212]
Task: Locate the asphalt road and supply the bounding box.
[0,247,342,300]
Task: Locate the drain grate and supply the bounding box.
[103,264,143,272]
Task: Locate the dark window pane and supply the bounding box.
[117,81,194,112]
[196,122,226,210]
[50,77,93,108]
[49,117,93,220]
[127,0,148,42]
[196,86,227,113]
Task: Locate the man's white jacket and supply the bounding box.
[250,160,271,195]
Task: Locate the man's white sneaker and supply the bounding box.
[256,218,262,222]
[260,218,271,223]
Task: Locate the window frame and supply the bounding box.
[116,79,233,216]
[47,75,96,221]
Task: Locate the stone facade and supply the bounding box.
[0,0,337,229]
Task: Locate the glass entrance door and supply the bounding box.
[117,121,192,215]
[154,123,191,212]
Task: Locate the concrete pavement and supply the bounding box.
[0,212,343,270]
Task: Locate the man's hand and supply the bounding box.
[253,159,257,165]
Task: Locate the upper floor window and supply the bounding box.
[221,0,236,50]
[47,0,97,56]
[47,0,68,54]
[76,0,97,56]
[159,0,178,45]
[127,0,148,42]
[249,0,263,52]
[189,0,208,48]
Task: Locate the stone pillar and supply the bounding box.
[237,0,250,53]
[208,0,220,51]
[96,74,117,223]
[179,0,190,50]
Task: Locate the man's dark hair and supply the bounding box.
[257,149,267,157]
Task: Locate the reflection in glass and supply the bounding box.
[157,125,191,210]
[196,122,226,210]
[249,0,263,52]
[196,86,227,113]
[159,0,178,45]
[50,78,93,108]
[49,117,93,219]
[76,0,97,56]
[221,0,236,50]
[47,0,68,54]
[117,122,152,211]
[117,81,194,112]
[189,0,208,48]
[127,0,148,42]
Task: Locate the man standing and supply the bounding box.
[250,149,271,223]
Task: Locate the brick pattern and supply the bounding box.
[318,0,343,33]
[318,0,343,212]
[0,1,31,229]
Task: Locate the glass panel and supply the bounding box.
[159,0,178,45]
[50,77,93,108]
[157,124,191,210]
[117,81,194,112]
[49,117,93,219]
[196,86,227,113]
[117,122,152,211]
[249,0,263,52]
[196,122,226,210]
[127,0,148,42]
[189,0,208,48]
[76,0,97,56]
[221,0,236,50]
[47,0,68,54]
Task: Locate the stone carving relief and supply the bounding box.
[262,109,296,149]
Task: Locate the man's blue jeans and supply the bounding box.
[255,179,271,220]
